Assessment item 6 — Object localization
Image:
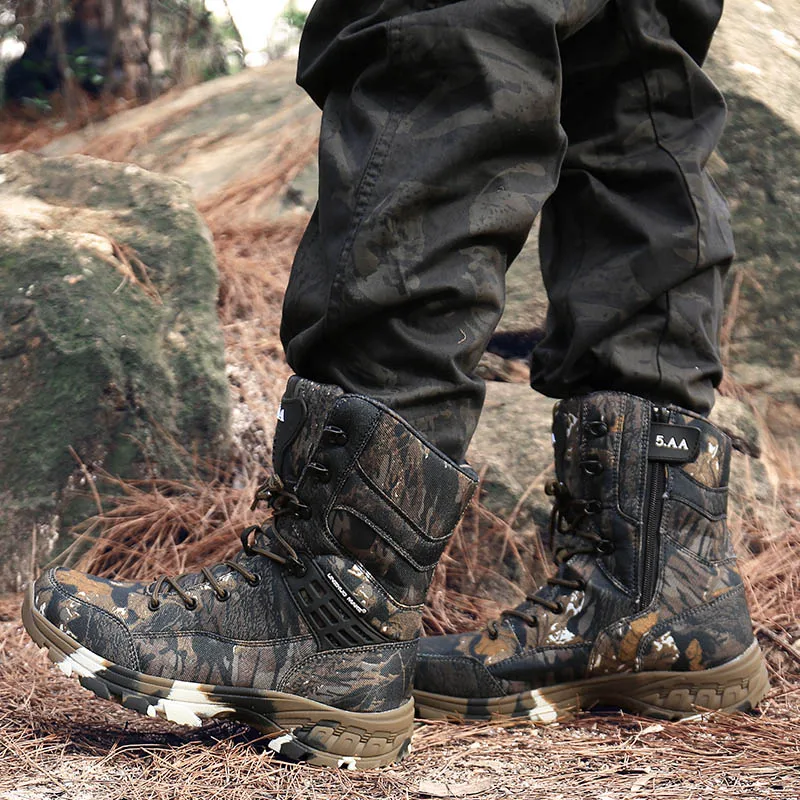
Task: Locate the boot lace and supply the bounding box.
[148,474,314,611]
[487,479,610,638]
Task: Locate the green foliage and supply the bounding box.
[282,9,307,30]
[69,48,104,89]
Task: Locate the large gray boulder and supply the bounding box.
[0,152,230,592]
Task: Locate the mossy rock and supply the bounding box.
[0,152,231,591]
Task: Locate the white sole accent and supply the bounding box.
[55,646,109,680]
[52,640,236,727]
[527,690,559,724]
[268,733,294,754]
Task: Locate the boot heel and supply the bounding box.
[267,699,415,768]
[623,642,771,719]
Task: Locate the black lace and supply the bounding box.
[487,479,610,638]
[148,474,313,611]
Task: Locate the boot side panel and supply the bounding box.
[133,634,318,688]
[279,641,418,713]
[638,586,755,671]
[588,466,752,676]
[314,554,423,642]
[320,398,476,607]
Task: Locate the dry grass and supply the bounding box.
[0,93,106,154]
[1,588,798,800]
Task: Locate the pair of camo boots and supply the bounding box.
[23,376,769,769]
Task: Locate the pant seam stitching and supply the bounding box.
[324,16,405,334]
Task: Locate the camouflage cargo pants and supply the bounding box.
[281,0,734,462]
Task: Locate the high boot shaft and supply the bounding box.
[551,392,752,675]
[24,376,477,768]
[272,376,479,629]
[501,390,752,673]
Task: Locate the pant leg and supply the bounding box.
[281,0,603,462]
[530,0,734,414]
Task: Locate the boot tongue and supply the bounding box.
[272,376,345,487]
[552,398,581,488]
[272,392,308,487]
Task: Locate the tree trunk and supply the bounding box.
[14,0,45,43]
[116,0,150,99]
[51,0,79,119]
[68,0,150,100]
[170,1,196,88]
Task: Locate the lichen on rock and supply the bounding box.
[0,152,231,592]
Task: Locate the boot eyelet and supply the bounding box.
[585,420,609,438]
[184,597,198,611]
[294,504,312,520]
[595,539,615,555]
[545,480,565,497]
[581,459,604,476]
[289,560,307,577]
[323,426,348,446]
[553,602,564,614]
[216,589,231,602]
[148,598,160,612]
[247,574,262,587]
[308,462,331,483]
[586,500,602,515]
[575,579,586,591]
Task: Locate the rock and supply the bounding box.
[499,218,547,335]
[710,395,761,458]
[467,383,556,538]
[0,152,230,592]
[475,351,529,384]
[41,60,319,210]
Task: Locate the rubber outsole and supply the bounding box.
[22,587,414,769]
[414,641,770,722]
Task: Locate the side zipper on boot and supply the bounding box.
[641,407,668,608]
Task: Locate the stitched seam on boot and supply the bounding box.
[354,460,455,543]
[423,653,507,697]
[315,404,383,554]
[666,490,727,522]
[635,584,750,664]
[660,497,736,565]
[316,553,423,613]
[352,393,480,481]
[129,631,315,646]
[332,503,432,574]
[660,532,739,569]
[489,641,591,671]
[673,466,729,493]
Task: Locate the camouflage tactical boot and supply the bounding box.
[414,392,769,722]
[22,376,477,768]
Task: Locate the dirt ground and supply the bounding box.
[0,593,798,800]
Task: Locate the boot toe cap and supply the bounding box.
[32,567,139,669]
[415,635,506,698]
